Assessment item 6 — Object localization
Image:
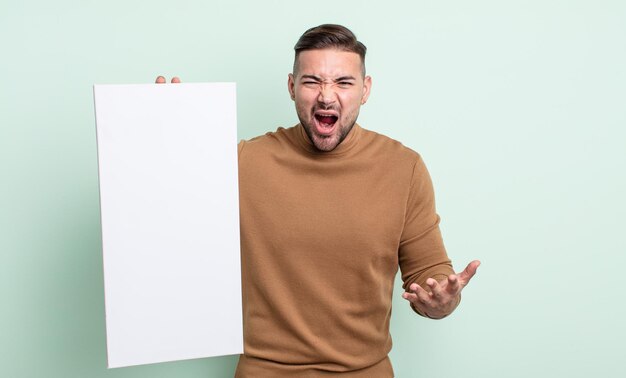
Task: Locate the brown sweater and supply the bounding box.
[234,124,454,377]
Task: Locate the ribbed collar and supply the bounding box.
[294,123,363,157]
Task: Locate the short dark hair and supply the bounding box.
[293,24,367,76]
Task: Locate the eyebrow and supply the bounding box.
[300,75,357,82]
[335,76,356,82]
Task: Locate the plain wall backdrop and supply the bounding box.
[1,0,624,377]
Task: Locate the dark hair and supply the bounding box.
[293,24,367,76]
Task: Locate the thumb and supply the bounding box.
[458,260,480,284]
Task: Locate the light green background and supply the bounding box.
[1,0,625,377]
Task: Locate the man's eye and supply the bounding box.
[303,81,318,85]
[338,82,353,87]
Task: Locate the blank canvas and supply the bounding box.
[93,83,243,368]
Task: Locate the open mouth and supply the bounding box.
[314,114,338,136]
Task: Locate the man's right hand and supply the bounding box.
[155,76,181,84]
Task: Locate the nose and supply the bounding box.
[317,83,336,106]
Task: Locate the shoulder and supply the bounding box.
[357,127,435,189]
[238,126,297,157]
[358,126,422,166]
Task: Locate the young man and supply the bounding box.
[158,24,479,378]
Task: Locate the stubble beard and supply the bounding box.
[297,107,360,152]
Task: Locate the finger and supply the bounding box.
[402,292,418,302]
[426,278,444,299]
[445,274,461,294]
[155,76,166,84]
[171,76,181,83]
[458,260,481,285]
[409,283,432,305]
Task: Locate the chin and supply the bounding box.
[314,141,339,152]
[311,133,342,152]
[301,118,350,152]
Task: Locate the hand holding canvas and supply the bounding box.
[155,76,181,84]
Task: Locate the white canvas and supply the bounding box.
[93,83,243,368]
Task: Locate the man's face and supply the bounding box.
[288,49,372,152]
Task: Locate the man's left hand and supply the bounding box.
[402,260,480,319]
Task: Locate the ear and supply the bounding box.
[360,76,372,105]
[288,73,296,101]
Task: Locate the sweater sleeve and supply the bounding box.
[398,155,458,317]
